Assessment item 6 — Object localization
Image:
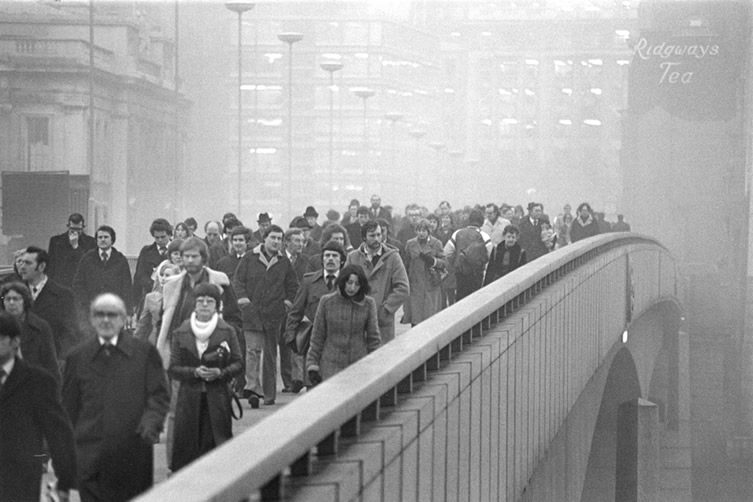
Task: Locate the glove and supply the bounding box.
[136,423,161,444]
[308,370,322,386]
[419,252,435,266]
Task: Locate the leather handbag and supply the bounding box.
[292,318,313,355]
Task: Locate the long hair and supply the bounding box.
[337,265,370,302]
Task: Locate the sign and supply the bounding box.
[628,2,746,120]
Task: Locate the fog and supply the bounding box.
[1,0,751,498]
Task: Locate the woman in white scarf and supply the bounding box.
[167,282,242,472]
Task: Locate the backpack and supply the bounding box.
[453,228,489,276]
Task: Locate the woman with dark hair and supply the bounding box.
[168,282,242,471]
[174,222,190,240]
[306,265,381,384]
[570,202,600,243]
[0,281,59,382]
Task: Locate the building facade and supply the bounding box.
[0,1,187,256]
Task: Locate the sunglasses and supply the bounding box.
[92,311,121,319]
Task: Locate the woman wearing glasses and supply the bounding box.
[0,281,59,382]
[168,282,242,471]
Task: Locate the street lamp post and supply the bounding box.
[428,141,446,202]
[409,128,426,201]
[225,1,254,216]
[384,111,403,167]
[352,87,376,176]
[278,32,303,223]
[320,59,343,207]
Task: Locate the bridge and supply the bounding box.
[136,233,688,501]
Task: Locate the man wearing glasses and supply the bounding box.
[62,293,169,502]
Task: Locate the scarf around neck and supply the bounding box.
[190,312,218,343]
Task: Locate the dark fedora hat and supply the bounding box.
[304,206,319,218]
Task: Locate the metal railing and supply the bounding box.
[136,233,676,502]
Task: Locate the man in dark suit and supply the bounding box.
[215,226,251,280]
[517,202,549,262]
[132,218,173,315]
[284,240,346,390]
[46,213,96,288]
[304,206,323,243]
[0,311,77,502]
[63,293,169,502]
[19,246,79,361]
[280,228,309,393]
[72,225,133,315]
[369,194,391,222]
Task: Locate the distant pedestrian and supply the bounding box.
[72,225,133,315]
[63,294,169,502]
[612,214,631,232]
[444,209,492,300]
[518,202,548,261]
[403,219,446,326]
[133,218,173,315]
[484,225,527,285]
[305,206,324,243]
[570,202,601,243]
[47,213,97,288]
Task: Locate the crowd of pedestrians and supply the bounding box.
[0,197,630,501]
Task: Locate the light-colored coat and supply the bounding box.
[306,292,380,379]
[403,236,447,325]
[155,268,232,368]
[345,244,409,342]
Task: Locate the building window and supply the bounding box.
[26,116,51,171]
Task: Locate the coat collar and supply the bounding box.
[174,319,229,360]
[87,330,135,362]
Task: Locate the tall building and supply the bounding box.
[0,1,187,256]
[180,1,444,226]
[420,0,638,214]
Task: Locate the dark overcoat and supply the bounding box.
[0,357,77,502]
[284,269,331,343]
[133,242,166,311]
[47,231,97,288]
[232,245,299,331]
[62,334,169,501]
[19,311,60,383]
[518,217,549,262]
[31,278,79,360]
[570,215,601,243]
[168,318,242,471]
[72,247,133,312]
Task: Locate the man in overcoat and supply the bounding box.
[132,218,173,314]
[19,246,79,361]
[72,225,133,314]
[345,220,409,343]
[0,311,76,502]
[62,294,169,502]
[233,224,298,407]
[46,212,96,288]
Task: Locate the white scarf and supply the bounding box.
[191,312,218,358]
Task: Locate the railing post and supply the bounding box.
[362,399,380,422]
[290,451,312,476]
[440,343,452,362]
[398,373,413,394]
[341,414,361,438]
[260,474,283,501]
[380,387,398,407]
[317,431,338,457]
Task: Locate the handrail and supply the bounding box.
[136,233,673,502]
